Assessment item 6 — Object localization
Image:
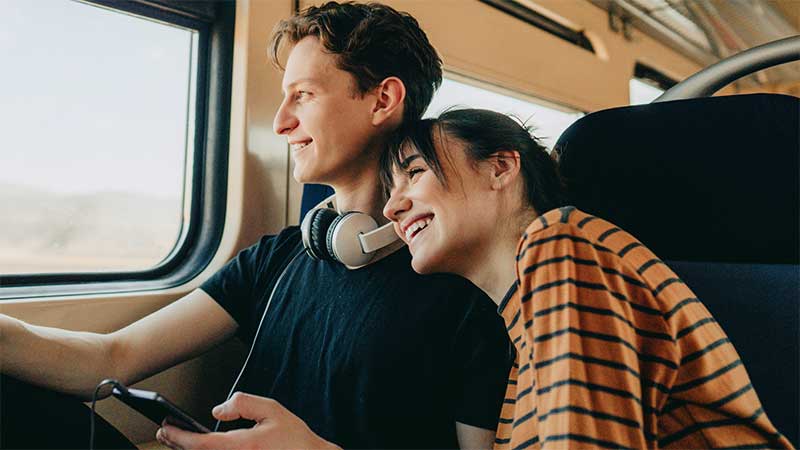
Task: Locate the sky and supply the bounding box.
[0,0,196,198]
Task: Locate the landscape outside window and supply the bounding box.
[0,0,197,275]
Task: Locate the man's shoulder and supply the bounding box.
[250,225,302,253]
[272,225,303,246]
[234,226,304,272]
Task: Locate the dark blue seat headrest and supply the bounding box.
[300,184,334,222]
[555,94,799,265]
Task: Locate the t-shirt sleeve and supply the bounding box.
[199,234,279,330]
[451,287,514,430]
[516,223,676,449]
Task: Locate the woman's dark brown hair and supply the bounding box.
[381,108,567,215]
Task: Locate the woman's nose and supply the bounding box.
[383,190,411,222]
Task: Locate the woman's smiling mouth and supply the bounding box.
[403,214,434,242]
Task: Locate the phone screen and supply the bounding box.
[112,387,210,433]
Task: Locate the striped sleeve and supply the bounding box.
[515,221,677,449]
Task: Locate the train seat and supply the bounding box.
[554,93,800,447]
[301,184,335,220]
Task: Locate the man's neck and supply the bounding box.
[329,158,388,225]
[328,166,404,268]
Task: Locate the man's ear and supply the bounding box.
[488,150,522,190]
[371,77,406,127]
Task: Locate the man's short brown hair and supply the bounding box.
[269,1,443,123]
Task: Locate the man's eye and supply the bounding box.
[295,91,311,100]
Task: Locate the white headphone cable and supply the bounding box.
[214,248,305,432]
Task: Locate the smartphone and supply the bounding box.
[112,386,211,433]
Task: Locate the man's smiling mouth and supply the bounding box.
[290,140,313,151]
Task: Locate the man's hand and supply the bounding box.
[156,392,341,450]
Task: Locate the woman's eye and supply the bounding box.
[407,167,424,180]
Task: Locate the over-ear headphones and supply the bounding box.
[300,194,399,267]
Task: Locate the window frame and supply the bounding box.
[437,71,586,116]
[478,0,595,54]
[428,71,586,147]
[633,62,678,91]
[0,0,234,299]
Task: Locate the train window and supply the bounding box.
[630,78,665,105]
[1,0,196,275]
[426,77,583,150]
[0,0,233,297]
[630,62,678,105]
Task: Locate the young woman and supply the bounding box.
[381,109,792,450]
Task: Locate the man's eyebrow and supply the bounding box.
[399,154,421,169]
[282,78,321,95]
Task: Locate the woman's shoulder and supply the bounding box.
[524,206,598,237]
[520,206,650,266]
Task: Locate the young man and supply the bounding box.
[0,2,510,449]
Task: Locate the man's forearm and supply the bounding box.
[0,314,121,399]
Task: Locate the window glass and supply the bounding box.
[0,0,198,275]
[630,78,665,105]
[425,77,583,150]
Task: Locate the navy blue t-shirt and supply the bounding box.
[201,227,511,449]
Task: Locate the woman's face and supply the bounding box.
[383,134,497,275]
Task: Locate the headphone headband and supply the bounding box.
[360,223,398,253]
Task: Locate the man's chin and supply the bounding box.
[292,167,315,184]
[293,164,337,186]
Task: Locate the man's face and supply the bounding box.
[273,37,379,186]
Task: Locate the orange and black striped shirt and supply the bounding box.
[494,206,792,450]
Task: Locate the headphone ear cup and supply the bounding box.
[326,212,379,266]
[306,208,339,260]
[325,212,350,263]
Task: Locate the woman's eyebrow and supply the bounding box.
[399,154,421,169]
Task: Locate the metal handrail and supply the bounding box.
[655,35,800,102]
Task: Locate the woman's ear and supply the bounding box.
[371,77,406,127]
[488,150,521,190]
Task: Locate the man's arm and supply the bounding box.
[0,289,237,399]
[450,287,512,449]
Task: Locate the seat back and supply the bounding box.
[300,183,334,221]
[554,93,799,446]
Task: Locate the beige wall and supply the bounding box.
[303,0,703,113]
[736,78,800,97]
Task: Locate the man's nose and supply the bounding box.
[273,99,298,135]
